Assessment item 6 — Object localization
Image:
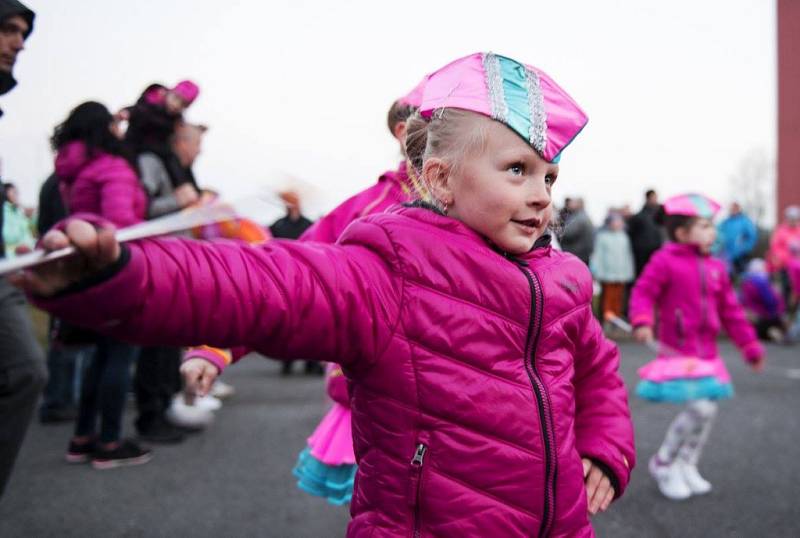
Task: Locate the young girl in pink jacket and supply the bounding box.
[629,193,765,501]
[21,52,634,537]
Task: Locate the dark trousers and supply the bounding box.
[75,337,139,444]
[0,279,46,498]
[134,346,181,431]
[40,344,92,415]
[754,317,785,340]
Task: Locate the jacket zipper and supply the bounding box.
[515,260,557,537]
[698,258,707,342]
[410,443,427,538]
[675,309,685,348]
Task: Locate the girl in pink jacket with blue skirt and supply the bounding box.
[21,52,634,537]
[629,193,765,501]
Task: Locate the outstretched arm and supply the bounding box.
[628,251,668,328]
[26,219,402,372]
[717,269,764,365]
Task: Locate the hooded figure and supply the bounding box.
[0,0,34,98]
[0,0,34,255]
[0,0,45,501]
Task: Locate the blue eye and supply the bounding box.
[508,163,524,176]
[545,174,557,186]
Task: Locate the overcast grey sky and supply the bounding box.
[0,0,777,224]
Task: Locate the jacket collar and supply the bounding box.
[664,241,706,257]
[392,203,553,262]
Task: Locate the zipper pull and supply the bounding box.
[411,443,427,466]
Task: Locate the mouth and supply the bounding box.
[510,217,542,234]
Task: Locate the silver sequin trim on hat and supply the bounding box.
[525,67,547,155]
[482,52,508,123]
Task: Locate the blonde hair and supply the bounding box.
[404,109,488,209]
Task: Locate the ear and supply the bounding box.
[422,158,453,205]
[392,121,407,143]
[674,226,689,243]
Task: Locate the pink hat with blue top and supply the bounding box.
[663,193,722,219]
[419,52,588,163]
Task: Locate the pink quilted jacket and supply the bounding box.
[629,242,763,362]
[55,141,147,228]
[300,161,414,243]
[36,205,635,537]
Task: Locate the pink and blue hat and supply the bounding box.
[663,193,722,219]
[419,52,588,163]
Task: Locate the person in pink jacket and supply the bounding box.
[21,52,634,537]
[300,77,427,244]
[629,193,765,501]
[50,100,151,469]
[768,205,800,303]
[54,102,147,228]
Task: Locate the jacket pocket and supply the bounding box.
[408,442,428,538]
[675,308,685,347]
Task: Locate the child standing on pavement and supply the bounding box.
[629,193,765,500]
[590,211,635,327]
[22,52,634,536]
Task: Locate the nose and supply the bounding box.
[526,175,552,210]
[11,32,25,51]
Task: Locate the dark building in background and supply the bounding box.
[778,0,800,214]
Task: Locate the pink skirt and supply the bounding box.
[638,355,731,384]
[307,402,355,466]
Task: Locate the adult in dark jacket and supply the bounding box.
[627,189,665,276]
[36,173,94,425]
[35,173,65,237]
[269,191,314,240]
[134,123,208,444]
[269,191,319,375]
[559,197,595,265]
[0,0,46,498]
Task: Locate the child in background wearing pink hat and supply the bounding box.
[123,80,201,190]
[630,193,766,501]
[22,53,634,536]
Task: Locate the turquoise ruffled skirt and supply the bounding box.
[636,378,734,403]
[292,447,357,506]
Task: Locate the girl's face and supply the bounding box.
[427,118,557,256]
[109,119,124,140]
[679,217,717,253]
[165,92,187,115]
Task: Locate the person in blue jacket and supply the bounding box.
[717,202,758,276]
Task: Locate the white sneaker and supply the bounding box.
[193,394,222,412]
[649,455,692,500]
[167,396,214,429]
[210,380,235,400]
[677,461,712,495]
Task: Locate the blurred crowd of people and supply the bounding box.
[0,4,796,535]
[0,0,325,490]
[558,190,800,343]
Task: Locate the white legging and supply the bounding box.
[657,399,718,466]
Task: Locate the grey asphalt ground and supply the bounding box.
[1,340,798,537]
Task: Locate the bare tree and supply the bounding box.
[728,148,775,226]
